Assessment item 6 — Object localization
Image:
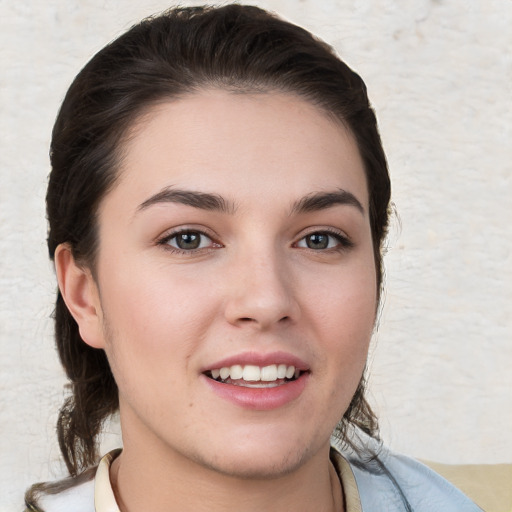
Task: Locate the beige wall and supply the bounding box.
[1,0,511,508]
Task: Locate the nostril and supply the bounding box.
[237,315,290,325]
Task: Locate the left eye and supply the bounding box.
[296,232,345,250]
[164,231,213,251]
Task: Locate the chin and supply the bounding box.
[188,431,320,480]
[199,448,310,480]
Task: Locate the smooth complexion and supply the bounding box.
[56,90,377,512]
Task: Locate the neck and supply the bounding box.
[110,435,344,512]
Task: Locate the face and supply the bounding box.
[88,90,377,478]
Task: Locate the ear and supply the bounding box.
[54,243,106,349]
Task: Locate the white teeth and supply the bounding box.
[210,364,301,383]
[261,364,277,381]
[277,364,287,379]
[285,366,296,379]
[242,365,261,381]
[230,364,243,380]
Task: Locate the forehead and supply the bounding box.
[109,90,368,213]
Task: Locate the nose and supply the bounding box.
[223,248,300,330]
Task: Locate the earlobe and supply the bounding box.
[54,243,106,349]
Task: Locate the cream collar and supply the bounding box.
[93,448,361,512]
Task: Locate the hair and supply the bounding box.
[26,3,390,508]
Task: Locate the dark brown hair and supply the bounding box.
[27,3,390,507]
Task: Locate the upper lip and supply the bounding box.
[202,351,310,372]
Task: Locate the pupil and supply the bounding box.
[307,233,328,249]
[177,232,200,249]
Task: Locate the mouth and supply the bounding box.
[204,364,307,388]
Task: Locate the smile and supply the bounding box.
[206,364,304,388]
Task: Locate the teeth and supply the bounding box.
[230,364,243,380]
[209,364,301,383]
[242,365,260,381]
[260,364,277,381]
[285,366,295,379]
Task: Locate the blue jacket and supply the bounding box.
[331,433,482,511]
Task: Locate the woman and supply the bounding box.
[25,5,481,511]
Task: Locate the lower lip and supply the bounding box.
[202,373,309,410]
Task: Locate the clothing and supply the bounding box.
[332,438,483,511]
[38,439,482,512]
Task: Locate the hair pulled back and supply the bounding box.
[46,4,390,478]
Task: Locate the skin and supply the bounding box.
[56,90,377,512]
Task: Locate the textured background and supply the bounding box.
[1,0,511,508]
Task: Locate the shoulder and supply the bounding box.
[34,476,95,512]
[27,450,122,512]
[332,435,483,512]
[368,450,482,511]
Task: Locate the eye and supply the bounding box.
[295,231,352,250]
[159,230,217,252]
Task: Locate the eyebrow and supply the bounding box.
[136,187,364,217]
[291,189,365,215]
[137,187,236,214]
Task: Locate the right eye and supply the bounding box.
[160,230,217,252]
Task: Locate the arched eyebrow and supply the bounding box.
[137,187,237,214]
[136,187,363,217]
[291,190,365,215]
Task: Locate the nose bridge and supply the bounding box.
[224,240,298,328]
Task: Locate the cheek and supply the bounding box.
[303,260,376,386]
[307,262,377,338]
[97,266,216,392]
[100,258,215,335]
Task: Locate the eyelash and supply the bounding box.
[157,227,353,255]
[294,229,354,252]
[157,229,221,255]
